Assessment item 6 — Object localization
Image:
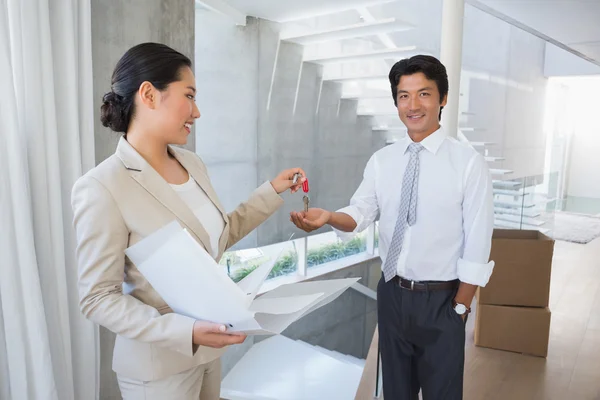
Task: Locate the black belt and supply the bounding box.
[392,276,459,291]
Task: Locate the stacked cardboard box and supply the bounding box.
[474,229,554,357]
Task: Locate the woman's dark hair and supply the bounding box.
[101,42,192,133]
[389,55,449,120]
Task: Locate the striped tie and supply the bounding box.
[382,142,424,282]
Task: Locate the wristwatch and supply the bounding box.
[452,300,471,315]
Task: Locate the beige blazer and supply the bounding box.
[71,137,283,381]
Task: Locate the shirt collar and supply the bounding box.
[399,126,447,155]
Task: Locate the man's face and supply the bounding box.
[396,72,447,136]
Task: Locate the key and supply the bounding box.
[303,195,310,212]
[292,173,301,185]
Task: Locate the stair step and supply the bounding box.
[495,200,536,209]
[281,18,413,45]
[372,126,406,131]
[490,168,513,175]
[493,180,522,188]
[469,141,496,147]
[495,214,546,226]
[494,207,541,218]
[281,18,414,45]
[324,74,388,83]
[358,110,398,116]
[222,336,362,400]
[306,46,417,64]
[494,188,529,196]
[495,219,549,234]
[342,92,390,100]
[459,127,486,132]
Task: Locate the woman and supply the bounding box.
[71,42,306,399]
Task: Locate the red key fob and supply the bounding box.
[302,179,309,193]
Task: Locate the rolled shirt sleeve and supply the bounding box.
[457,153,495,287]
[333,154,380,241]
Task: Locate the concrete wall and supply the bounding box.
[194,12,260,250]
[221,257,382,376]
[92,0,195,166]
[194,15,378,248]
[461,5,549,179]
[91,1,195,398]
[255,20,375,246]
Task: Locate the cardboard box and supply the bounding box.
[478,229,554,307]
[474,304,551,357]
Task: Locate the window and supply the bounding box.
[220,223,378,283]
[220,239,301,283]
[306,230,368,268]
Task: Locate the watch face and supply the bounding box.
[455,304,467,315]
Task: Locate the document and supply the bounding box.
[125,221,359,334]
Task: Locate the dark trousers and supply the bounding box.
[377,276,466,400]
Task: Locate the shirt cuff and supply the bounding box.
[457,258,495,287]
[331,206,362,242]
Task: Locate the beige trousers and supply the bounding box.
[117,358,221,400]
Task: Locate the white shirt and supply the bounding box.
[170,175,225,258]
[336,127,495,286]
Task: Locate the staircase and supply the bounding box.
[221,335,365,400]
[491,177,555,234]
[274,8,557,235]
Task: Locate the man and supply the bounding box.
[290,55,495,399]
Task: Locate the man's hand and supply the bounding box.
[290,208,331,232]
[454,281,478,322]
[270,168,307,194]
[192,321,247,349]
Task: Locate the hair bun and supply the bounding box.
[100,91,129,133]
[102,91,122,106]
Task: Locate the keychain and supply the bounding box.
[302,179,310,212]
[292,173,310,212]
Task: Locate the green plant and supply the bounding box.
[230,251,298,283]
[307,235,367,268]
[228,234,369,282]
[231,265,258,282]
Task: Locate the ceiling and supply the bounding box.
[475,0,600,64]
[203,0,600,65]
[218,0,392,22]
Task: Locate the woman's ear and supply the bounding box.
[138,81,157,109]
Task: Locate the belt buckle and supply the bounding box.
[410,280,415,290]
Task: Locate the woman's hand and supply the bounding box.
[192,321,247,349]
[270,168,307,194]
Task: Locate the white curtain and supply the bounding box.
[0,0,98,399]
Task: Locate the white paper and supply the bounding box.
[248,293,323,315]
[236,251,282,307]
[125,221,360,335]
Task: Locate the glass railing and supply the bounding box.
[221,170,559,284]
[492,172,559,235]
[220,242,380,400]
[219,222,380,284]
